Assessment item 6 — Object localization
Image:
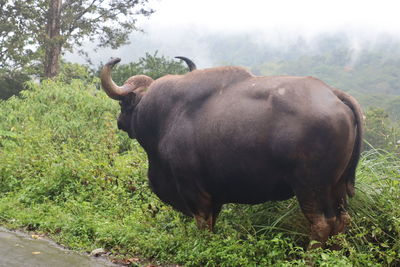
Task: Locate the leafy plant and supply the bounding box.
[0,69,31,99]
[364,107,400,153]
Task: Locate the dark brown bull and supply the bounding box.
[100,57,363,248]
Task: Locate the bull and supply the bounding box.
[100,57,363,248]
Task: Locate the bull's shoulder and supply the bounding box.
[147,66,253,103]
[151,66,253,88]
[178,66,254,90]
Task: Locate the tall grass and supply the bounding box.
[0,80,399,266]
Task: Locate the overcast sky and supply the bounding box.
[143,0,400,34]
[66,0,400,66]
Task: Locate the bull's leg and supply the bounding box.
[328,185,351,250]
[331,183,351,236]
[307,214,337,249]
[194,214,211,230]
[175,182,221,232]
[172,168,222,232]
[332,210,350,235]
[297,183,352,250]
[193,203,222,232]
[193,194,214,231]
[327,210,351,250]
[295,190,337,249]
[211,204,222,230]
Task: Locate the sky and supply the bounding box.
[144,0,400,35]
[66,0,400,67]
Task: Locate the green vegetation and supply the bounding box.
[364,108,400,153]
[0,75,399,266]
[0,70,31,100]
[0,0,154,77]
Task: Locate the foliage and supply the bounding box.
[364,108,400,153]
[0,0,40,71]
[0,0,154,76]
[99,52,189,85]
[0,69,30,99]
[0,61,96,100]
[349,92,400,122]
[0,80,399,266]
[55,61,97,85]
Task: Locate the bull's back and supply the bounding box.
[190,77,356,203]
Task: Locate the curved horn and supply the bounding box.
[175,56,197,72]
[100,58,134,100]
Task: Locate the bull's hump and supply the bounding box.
[187,66,253,84]
[159,66,253,102]
[195,65,252,76]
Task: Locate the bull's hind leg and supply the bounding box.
[295,189,337,249]
[331,182,351,236]
[332,210,350,236]
[328,182,352,250]
[296,182,351,249]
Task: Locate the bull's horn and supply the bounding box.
[175,56,197,72]
[100,57,132,100]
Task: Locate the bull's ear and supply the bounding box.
[125,91,140,108]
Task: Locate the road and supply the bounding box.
[0,228,117,267]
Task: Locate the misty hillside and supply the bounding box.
[206,33,400,94]
[97,30,400,97]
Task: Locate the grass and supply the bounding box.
[0,80,399,266]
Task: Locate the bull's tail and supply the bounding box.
[332,88,364,197]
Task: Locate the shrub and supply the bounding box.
[364,107,400,153]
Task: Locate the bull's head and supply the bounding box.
[100,58,154,138]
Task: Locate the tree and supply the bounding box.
[44,0,62,77]
[0,0,154,78]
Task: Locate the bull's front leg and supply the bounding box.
[194,204,222,232]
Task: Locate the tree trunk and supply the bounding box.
[44,0,62,78]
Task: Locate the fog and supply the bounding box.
[65,0,400,68]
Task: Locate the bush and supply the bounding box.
[56,61,96,85]
[0,80,399,266]
[0,70,31,99]
[364,108,400,153]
